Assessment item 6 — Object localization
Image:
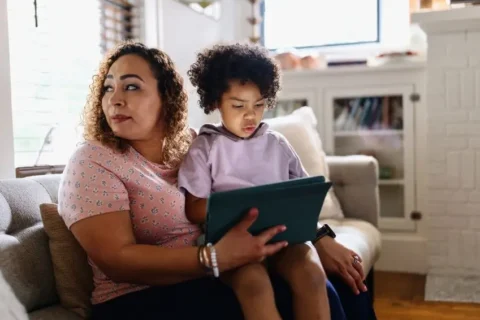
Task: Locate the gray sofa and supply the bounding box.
[0,156,381,319]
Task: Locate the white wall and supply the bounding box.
[413,8,480,276]
[143,0,255,129]
[155,0,227,128]
[0,0,15,179]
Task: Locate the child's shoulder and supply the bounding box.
[264,128,289,144]
[188,125,218,154]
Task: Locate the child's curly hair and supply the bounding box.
[82,41,192,169]
[187,43,281,114]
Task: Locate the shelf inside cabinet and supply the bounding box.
[333,95,403,132]
[379,179,404,186]
[335,129,403,137]
[266,98,309,119]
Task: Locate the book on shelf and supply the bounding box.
[334,96,403,131]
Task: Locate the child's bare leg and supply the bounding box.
[271,242,331,320]
[222,262,281,320]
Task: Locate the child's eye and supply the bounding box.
[255,103,265,108]
[233,105,243,109]
[126,84,139,91]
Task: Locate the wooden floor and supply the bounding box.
[374,271,480,319]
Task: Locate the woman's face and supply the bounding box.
[102,54,163,141]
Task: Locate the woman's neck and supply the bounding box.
[129,137,164,165]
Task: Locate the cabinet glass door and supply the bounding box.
[265,89,316,119]
[325,85,416,232]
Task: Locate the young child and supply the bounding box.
[178,43,331,320]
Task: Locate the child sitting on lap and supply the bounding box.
[178,43,331,320]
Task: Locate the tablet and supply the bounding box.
[205,176,332,244]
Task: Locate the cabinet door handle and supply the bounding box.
[410,93,420,102]
[410,211,422,220]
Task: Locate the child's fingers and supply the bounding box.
[256,224,287,245]
[233,208,259,231]
[263,241,288,257]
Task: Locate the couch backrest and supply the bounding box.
[0,174,62,312]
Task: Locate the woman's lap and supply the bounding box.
[91,277,244,320]
[328,275,377,320]
[91,275,376,320]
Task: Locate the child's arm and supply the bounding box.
[185,192,207,224]
[178,134,212,224]
[277,134,309,179]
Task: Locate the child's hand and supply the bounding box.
[215,208,288,272]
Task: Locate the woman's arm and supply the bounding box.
[314,235,367,295]
[71,210,204,286]
[71,207,288,287]
[185,192,207,224]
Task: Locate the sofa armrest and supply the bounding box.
[326,155,380,227]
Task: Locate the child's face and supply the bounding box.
[218,80,266,138]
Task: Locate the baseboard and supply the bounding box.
[375,233,428,274]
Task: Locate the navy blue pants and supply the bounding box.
[92,274,376,319]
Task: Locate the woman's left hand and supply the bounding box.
[314,237,368,295]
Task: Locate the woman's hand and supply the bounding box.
[314,237,367,295]
[215,208,288,272]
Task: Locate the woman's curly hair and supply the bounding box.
[187,43,281,114]
[82,41,192,169]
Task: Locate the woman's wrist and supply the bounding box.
[197,244,221,277]
[314,234,334,250]
[211,241,232,273]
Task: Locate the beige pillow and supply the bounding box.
[39,203,92,319]
[265,107,344,220]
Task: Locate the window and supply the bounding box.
[7,0,141,169]
[100,0,143,53]
[261,0,380,50]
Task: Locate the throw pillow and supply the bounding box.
[265,106,344,219]
[39,203,92,319]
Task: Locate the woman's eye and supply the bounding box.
[103,85,113,93]
[126,84,139,91]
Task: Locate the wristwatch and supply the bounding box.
[313,224,336,244]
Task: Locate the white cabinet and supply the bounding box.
[270,88,323,139]
[273,62,427,236]
[324,85,417,232]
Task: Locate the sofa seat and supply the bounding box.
[320,218,381,275]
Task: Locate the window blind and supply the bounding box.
[100,0,142,53]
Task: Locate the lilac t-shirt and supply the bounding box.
[178,122,307,198]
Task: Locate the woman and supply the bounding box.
[58,41,376,319]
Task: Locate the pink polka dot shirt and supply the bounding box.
[58,141,202,304]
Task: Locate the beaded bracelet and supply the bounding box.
[197,243,220,278]
[207,243,219,278]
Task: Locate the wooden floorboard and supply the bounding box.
[374,271,480,319]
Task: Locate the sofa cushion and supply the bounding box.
[320,218,381,274]
[29,305,82,320]
[0,178,59,312]
[40,203,93,319]
[265,107,344,219]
